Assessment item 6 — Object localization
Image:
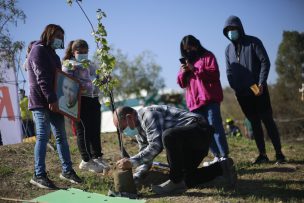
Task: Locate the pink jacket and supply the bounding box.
[177,51,223,111]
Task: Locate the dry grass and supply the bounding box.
[0,133,303,203]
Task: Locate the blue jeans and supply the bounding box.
[192,103,229,157]
[32,109,73,176]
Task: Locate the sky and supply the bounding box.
[9,0,304,92]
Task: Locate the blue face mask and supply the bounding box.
[75,54,88,62]
[228,30,239,41]
[123,118,138,137]
[123,127,138,137]
[51,38,63,49]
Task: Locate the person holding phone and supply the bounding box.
[177,35,229,166]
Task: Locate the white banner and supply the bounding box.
[0,51,22,145]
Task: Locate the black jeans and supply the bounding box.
[75,97,102,161]
[162,122,223,187]
[236,87,282,155]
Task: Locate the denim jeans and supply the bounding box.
[192,103,229,157]
[32,109,73,176]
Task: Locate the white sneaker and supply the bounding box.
[203,157,220,167]
[79,160,103,173]
[152,179,187,195]
[93,157,110,173]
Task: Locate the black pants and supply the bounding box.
[236,87,282,155]
[75,97,102,161]
[162,122,223,188]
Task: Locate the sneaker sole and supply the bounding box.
[30,179,56,189]
[59,174,80,184]
[79,166,103,173]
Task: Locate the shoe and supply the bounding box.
[60,169,82,184]
[275,153,286,164]
[30,174,57,189]
[253,154,269,164]
[93,157,110,173]
[152,179,187,195]
[203,156,220,167]
[79,159,104,173]
[220,158,237,188]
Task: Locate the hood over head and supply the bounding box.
[223,15,245,40]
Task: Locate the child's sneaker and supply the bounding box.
[93,157,110,173]
[79,159,104,173]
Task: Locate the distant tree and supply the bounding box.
[272,31,304,137]
[95,49,165,100]
[0,0,26,81]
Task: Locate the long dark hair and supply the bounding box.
[40,24,64,48]
[180,35,208,59]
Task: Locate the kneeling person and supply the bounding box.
[113,105,237,195]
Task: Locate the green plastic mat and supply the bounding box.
[32,188,145,203]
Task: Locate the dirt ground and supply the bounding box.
[0,133,304,203]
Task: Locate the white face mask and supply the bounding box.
[51,38,63,49]
[75,54,88,62]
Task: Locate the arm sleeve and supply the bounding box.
[225,46,235,90]
[30,47,57,103]
[177,70,192,88]
[255,39,270,86]
[129,111,164,168]
[195,53,220,82]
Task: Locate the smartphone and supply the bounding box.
[179,58,186,65]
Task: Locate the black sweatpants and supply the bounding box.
[75,97,102,162]
[162,122,223,188]
[236,86,282,155]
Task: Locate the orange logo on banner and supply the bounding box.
[0,86,15,121]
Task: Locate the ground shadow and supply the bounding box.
[137,169,304,201]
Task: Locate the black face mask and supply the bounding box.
[185,50,199,63]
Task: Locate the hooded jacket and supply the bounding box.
[223,15,270,96]
[177,51,223,111]
[27,41,61,110]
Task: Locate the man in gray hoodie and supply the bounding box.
[223,15,286,164]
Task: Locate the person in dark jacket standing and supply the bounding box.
[27,24,82,189]
[223,15,286,164]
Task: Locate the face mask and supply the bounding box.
[75,54,88,62]
[123,127,138,137]
[185,50,198,63]
[228,30,239,41]
[123,117,138,137]
[51,38,63,49]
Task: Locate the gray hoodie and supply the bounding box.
[223,15,270,96]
